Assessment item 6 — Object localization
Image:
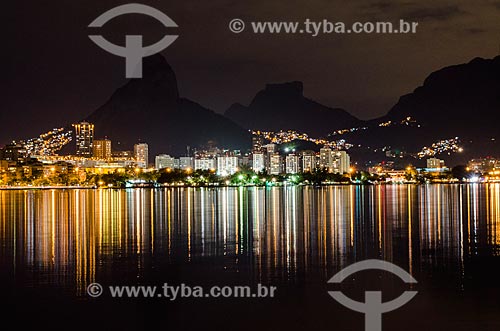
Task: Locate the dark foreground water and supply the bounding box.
[1,185,499,330]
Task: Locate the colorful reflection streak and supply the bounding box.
[0,184,499,294]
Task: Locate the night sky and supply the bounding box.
[2,0,499,145]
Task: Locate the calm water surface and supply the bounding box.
[1,185,499,330]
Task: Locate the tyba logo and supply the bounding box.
[328,260,418,331]
[88,4,178,78]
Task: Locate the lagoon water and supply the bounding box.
[1,185,499,330]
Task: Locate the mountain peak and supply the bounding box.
[85,55,249,157]
[224,81,360,136]
[140,54,177,83]
[264,81,304,96]
[384,55,500,137]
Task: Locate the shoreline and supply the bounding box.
[0,182,495,191]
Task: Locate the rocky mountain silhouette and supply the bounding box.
[85,55,251,159]
[81,55,500,164]
[225,81,361,136]
[343,56,500,163]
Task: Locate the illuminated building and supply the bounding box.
[285,154,300,174]
[155,154,176,170]
[134,143,149,168]
[179,157,194,170]
[264,144,277,153]
[0,143,26,161]
[43,163,73,176]
[252,153,265,173]
[194,158,216,171]
[302,151,316,173]
[269,153,282,175]
[73,122,94,157]
[468,158,497,173]
[319,147,350,174]
[252,136,264,153]
[93,139,112,159]
[427,158,445,169]
[319,147,334,172]
[335,151,351,174]
[239,155,250,167]
[383,170,407,183]
[113,150,133,158]
[217,156,238,176]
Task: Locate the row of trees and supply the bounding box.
[404,165,477,183]
[0,164,479,187]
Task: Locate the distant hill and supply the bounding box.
[344,56,500,163]
[81,55,500,164]
[85,55,250,159]
[225,81,361,136]
[383,56,500,140]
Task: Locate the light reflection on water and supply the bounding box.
[0,184,499,295]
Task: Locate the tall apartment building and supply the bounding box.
[269,153,283,175]
[73,122,94,157]
[320,147,350,174]
[335,151,351,174]
[319,147,334,172]
[217,156,239,176]
[134,143,149,168]
[302,151,316,173]
[285,154,300,174]
[252,153,266,173]
[252,136,264,153]
[93,139,112,159]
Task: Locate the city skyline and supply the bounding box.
[4,3,500,330]
[2,118,500,188]
[2,53,498,167]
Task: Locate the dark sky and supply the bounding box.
[2,0,499,145]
